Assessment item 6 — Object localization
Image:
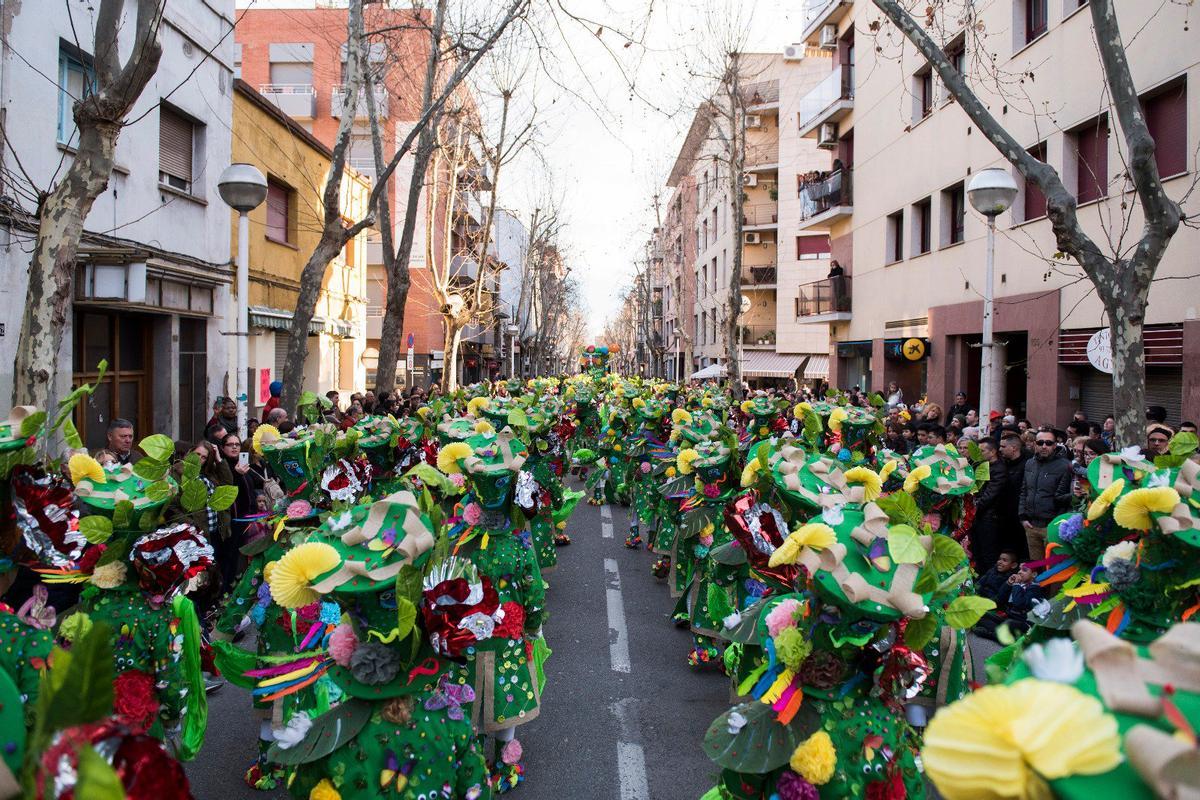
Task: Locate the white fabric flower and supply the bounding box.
[1022,638,1084,684]
[272,713,313,750]
[329,511,353,531]
[727,711,747,735]
[1102,540,1137,568]
[1119,445,1145,463]
[820,504,845,526]
[723,612,743,630]
[1031,598,1053,619]
[1145,470,1171,488]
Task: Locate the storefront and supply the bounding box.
[1059,324,1184,423]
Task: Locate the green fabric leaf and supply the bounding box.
[38,622,113,732]
[76,745,125,800]
[886,524,926,564]
[703,700,811,773]
[572,448,597,463]
[78,515,113,544]
[709,540,748,566]
[111,500,134,530]
[396,564,423,605]
[62,418,83,450]
[181,479,209,512]
[182,453,202,482]
[267,700,373,765]
[912,565,938,594]
[945,595,996,629]
[138,434,175,463]
[903,614,938,650]
[876,491,922,529]
[706,583,736,622]
[405,463,457,495]
[210,640,258,690]
[1169,431,1199,456]
[145,480,174,504]
[928,534,966,573]
[973,460,991,483]
[966,440,983,464]
[132,458,168,482]
[395,597,417,640]
[507,408,529,428]
[18,410,46,438]
[934,566,970,598]
[208,485,238,511]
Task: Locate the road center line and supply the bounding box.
[603,558,631,673]
[600,504,612,521]
[601,520,613,538]
[610,699,650,800]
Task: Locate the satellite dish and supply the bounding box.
[740,295,752,314]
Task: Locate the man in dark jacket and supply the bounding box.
[998,433,1029,557]
[1019,429,1073,561]
[970,437,1010,571]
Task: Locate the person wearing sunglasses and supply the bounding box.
[1018,428,1072,561]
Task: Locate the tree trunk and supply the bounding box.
[1107,289,1149,449]
[442,322,464,391]
[725,56,746,400]
[280,236,345,415]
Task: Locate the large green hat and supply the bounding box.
[436,415,479,445]
[352,415,399,472]
[437,429,528,510]
[254,424,334,495]
[906,444,976,496]
[672,408,720,445]
[1086,449,1155,499]
[73,463,176,531]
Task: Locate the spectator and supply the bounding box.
[325,391,342,423]
[948,392,970,420]
[1146,405,1168,425]
[1071,410,1088,427]
[261,381,283,422]
[362,390,377,415]
[1100,415,1117,448]
[971,437,1012,571]
[1083,437,1109,463]
[1017,418,1032,433]
[1020,429,1037,449]
[93,448,119,467]
[884,381,903,411]
[204,423,227,447]
[883,423,909,455]
[1065,420,1087,440]
[976,550,1019,606]
[106,419,141,465]
[921,402,944,424]
[218,433,263,589]
[964,409,979,428]
[999,433,1030,556]
[926,424,947,446]
[1019,428,1072,561]
[1145,424,1173,457]
[1179,421,1197,435]
[1003,563,1044,634]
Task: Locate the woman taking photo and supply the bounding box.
[219,433,264,589]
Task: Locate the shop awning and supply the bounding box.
[691,363,727,379]
[249,306,358,338]
[742,352,829,379]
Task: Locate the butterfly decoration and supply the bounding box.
[423,675,477,721]
[865,536,892,573]
[379,749,416,792]
[17,584,56,630]
[367,525,400,558]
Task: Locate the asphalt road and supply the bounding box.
[185,488,999,799]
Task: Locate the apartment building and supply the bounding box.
[235,7,484,389]
[795,0,1199,423]
[660,176,698,381]
[665,51,835,386]
[231,80,371,417]
[0,0,236,448]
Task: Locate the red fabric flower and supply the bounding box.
[493,601,526,639]
[864,771,907,800]
[112,670,160,734]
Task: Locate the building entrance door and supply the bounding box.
[73,310,153,452]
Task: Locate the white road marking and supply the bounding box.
[601,520,613,538]
[603,558,631,673]
[600,504,612,521]
[610,699,650,800]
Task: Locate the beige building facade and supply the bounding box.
[794,0,1199,424]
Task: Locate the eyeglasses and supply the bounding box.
[1035,440,1056,446]
[1148,437,1169,445]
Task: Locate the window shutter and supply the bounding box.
[1024,143,1047,221]
[159,108,193,182]
[797,235,831,258]
[1145,82,1187,178]
[267,181,289,242]
[1075,117,1108,204]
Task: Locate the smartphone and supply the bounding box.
[239,452,249,469]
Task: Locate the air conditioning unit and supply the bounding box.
[744,232,762,244]
[819,24,839,49]
[783,44,804,61]
[745,114,764,129]
[817,122,838,149]
[742,172,758,187]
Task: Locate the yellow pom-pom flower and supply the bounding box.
[1087,478,1125,521]
[632,397,646,409]
[474,420,495,435]
[268,542,341,609]
[665,466,677,478]
[672,408,693,426]
[792,402,812,420]
[923,680,1121,800]
[252,423,280,455]
[740,400,753,415]
[740,459,764,488]
[828,407,848,433]
[1112,486,1180,530]
[309,779,342,800]
[416,406,432,419]
[789,731,837,785]
[69,454,106,486]
[436,442,474,475]
[844,466,882,501]
[904,464,932,494]
[769,523,836,567]
[466,396,490,418]
[676,448,700,475]
[879,459,898,481]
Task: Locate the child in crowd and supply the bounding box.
[1004,563,1043,633]
[972,556,1041,640]
[976,550,1019,607]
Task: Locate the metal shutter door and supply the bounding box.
[274,333,290,381]
[1078,370,1111,422]
[159,108,193,181]
[1079,367,1182,426]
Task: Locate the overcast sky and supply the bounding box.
[236,0,805,336]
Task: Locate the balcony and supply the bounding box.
[745,141,779,170]
[258,84,316,119]
[802,0,853,45]
[741,79,780,110]
[798,64,854,137]
[796,275,852,322]
[740,325,777,349]
[331,86,389,119]
[741,264,778,288]
[798,168,853,229]
[348,157,376,181]
[742,203,778,228]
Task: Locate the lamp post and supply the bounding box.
[967,167,1019,434]
[217,163,268,439]
[505,322,519,377]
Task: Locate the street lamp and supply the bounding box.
[505,322,519,377]
[967,167,1019,433]
[218,163,268,439]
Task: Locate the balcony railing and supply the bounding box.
[331,85,389,118]
[742,203,778,226]
[741,79,780,107]
[741,325,777,346]
[745,141,779,166]
[741,264,778,286]
[798,64,854,131]
[258,83,316,119]
[348,157,376,179]
[799,168,853,220]
[796,275,852,318]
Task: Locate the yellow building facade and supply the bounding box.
[230,79,370,415]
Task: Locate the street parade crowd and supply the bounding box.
[0,345,1197,800]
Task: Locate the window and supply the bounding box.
[797,235,831,259]
[1025,0,1048,43]
[885,210,904,263]
[1024,142,1048,221]
[700,311,707,345]
[913,197,932,255]
[266,179,292,244]
[711,257,718,291]
[58,45,94,147]
[941,182,966,245]
[915,66,934,120]
[694,313,700,342]
[702,219,708,249]
[701,263,708,294]
[1072,115,1109,203]
[1142,78,1187,178]
[946,37,966,74]
[158,106,196,192]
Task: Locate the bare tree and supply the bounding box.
[11,0,166,408]
[870,0,1185,446]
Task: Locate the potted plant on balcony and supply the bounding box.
[768,186,778,201]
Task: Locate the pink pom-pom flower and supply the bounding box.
[286,499,313,519]
[500,738,523,765]
[463,502,483,526]
[327,623,359,667]
[765,598,802,638]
